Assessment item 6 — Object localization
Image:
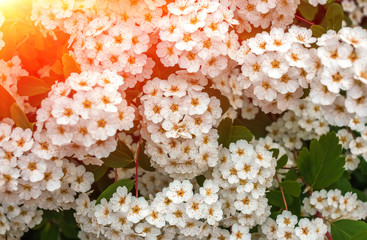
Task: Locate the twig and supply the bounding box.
[346,126,356,138]
[295,15,314,26]
[274,175,288,211]
[316,211,333,240]
[293,150,298,160]
[114,168,118,182]
[135,133,142,197]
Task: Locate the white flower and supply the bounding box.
[165,203,187,227]
[264,28,292,52]
[276,210,298,228]
[295,218,317,240]
[185,90,210,115]
[229,140,254,161]
[234,193,258,214]
[9,128,34,155]
[262,52,289,79]
[185,193,207,220]
[109,186,132,212]
[75,193,91,216]
[229,224,250,240]
[127,197,150,223]
[69,165,94,192]
[206,201,223,225]
[40,161,63,191]
[51,97,79,125]
[145,204,166,228]
[166,180,193,204]
[18,154,47,182]
[0,123,11,147]
[199,179,219,205]
[94,198,113,225]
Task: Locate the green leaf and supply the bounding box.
[352,188,367,202]
[62,53,81,79]
[17,76,51,97]
[325,3,344,31]
[217,118,232,148]
[59,210,79,239]
[229,125,253,143]
[276,154,288,170]
[205,87,230,113]
[297,132,345,190]
[288,197,301,217]
[196,175,205,187]
[266,190,293,208]
[331,220,367,240]
[85,164,108,182]
[359,159,367,175]
[138,141,155,171]
[43,210,64,222]
[10,103,33,130]
[40,223,58,240]
[280,180,301,197]
[298,1,318,21]
[353,231,367,240]
[270,148,279,159]
[327,174,352,194]
[311,25,327,37]
[234,111,272,139]
[284,168,298,181]
[102,141,134,168]
[96,179,135,204]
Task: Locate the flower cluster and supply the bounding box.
[0,120,94,238]
[140,71,222,179]
[234,26,318,114]
[0,0,366,239]
[36,70,135,161]
[266,100,329,151]
[74,139,281,239]
[342,0,367,26]
[261,210,328,240]
[303,190,367,221]
[309,27,367,126]
[0,205,42,238]
[211,67,260,118]
[30,0,301,82]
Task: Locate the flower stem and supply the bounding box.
[295,15,314,25]
[316,211,333,240]
[274,175,288,211]
[114,168,118,182]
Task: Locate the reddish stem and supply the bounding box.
[274,175,288,211]
[316,211,333,240]
[135,134,142,197]
[295,15,314,25]
[114,168,118,182]
[325,232,333,240]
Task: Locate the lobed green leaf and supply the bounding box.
[297,132,345,190]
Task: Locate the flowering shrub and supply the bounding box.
[0,0,367,239]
